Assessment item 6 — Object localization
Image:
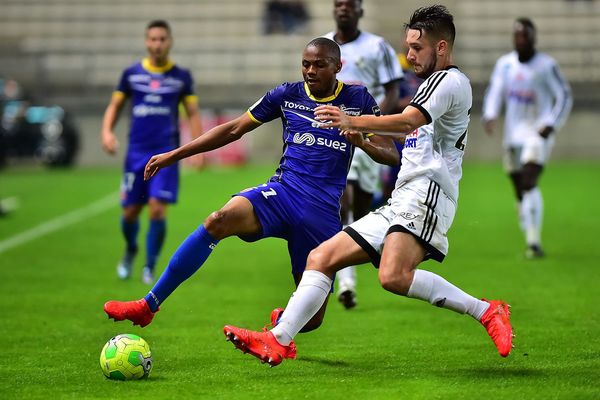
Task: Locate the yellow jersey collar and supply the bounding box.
[304,81,344,102]
[142,58,174,74]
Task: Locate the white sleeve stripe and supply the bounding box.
[550,65,572,126]
[412,71,448,105]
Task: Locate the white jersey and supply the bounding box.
[324,30,403,105]
[397,66,472,204]
[483,51,572,147]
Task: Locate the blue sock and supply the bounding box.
[121,217,139,254]
[144,225,219,312]
[145,219,166,271]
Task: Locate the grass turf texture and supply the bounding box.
[0,162,598,399]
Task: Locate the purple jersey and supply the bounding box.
[248,81,380,211]
[238,81,380,273]
[116,58,195,163]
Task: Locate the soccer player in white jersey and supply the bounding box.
[483,18,572,259]
[324,0,403,309]
[224,5,514,367]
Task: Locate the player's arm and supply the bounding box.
[341,123,399,166]
[100,92,127,155]
[315,104,427,136]
[144,112,260,180]
[182,96,203,140]
[539,63,573,138]
[379,80,400,115]
[481,59,506,135]
[182,95,205,167]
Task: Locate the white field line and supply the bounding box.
[0,192,118,255]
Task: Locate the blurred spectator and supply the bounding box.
[263,0,309,34]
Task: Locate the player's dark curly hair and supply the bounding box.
[146,19,171,35]
[405,5,455,48]
[306,37,341,64]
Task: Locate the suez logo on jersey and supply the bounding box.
[293,132,347,152]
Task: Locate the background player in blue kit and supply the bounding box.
[101,20,203,284]
[103,38,399,343]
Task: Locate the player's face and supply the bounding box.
[333,0,362,29]
[145,27,172,61]
[302,45,341,98]
[405,29,437,79]
[513,27,534,57]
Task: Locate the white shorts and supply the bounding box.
[347,147,381,194]
[503,135,555,173]
[345,177,456,264]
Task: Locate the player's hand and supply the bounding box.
[314,105,353,131]
[101,132,119,155]
[144,152,175,181]
[483,119,496,135]
[539,126,554,139]
[340,129,366,147]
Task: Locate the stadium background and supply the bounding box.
[1,0,599,166]
[1,2,600,398]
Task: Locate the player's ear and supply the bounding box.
[335,62,342,73]
[437,40,447,56]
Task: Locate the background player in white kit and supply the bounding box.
[482,18,572,259]
[225,5,514,366]
[324,0,403,309]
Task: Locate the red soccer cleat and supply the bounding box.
[104,298,157,328]
[480,299,514,357]
[223,325,295,366]
[268,308,296,359]
[270,307,284,327]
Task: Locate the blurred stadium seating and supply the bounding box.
[1,0,599,164]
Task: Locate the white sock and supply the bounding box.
[336,266,356,293]
[522,187,543,246]
[407,269,489,321]
[271,270,332,345]
[516,201,525,231]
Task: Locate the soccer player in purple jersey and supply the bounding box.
[103,38,399,341]
[101,20,203,285]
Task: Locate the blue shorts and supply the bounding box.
[236,181,342,274]
[120,161,179,206]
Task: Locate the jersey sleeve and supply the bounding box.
[361,88,381,117]
[247,84,286,124]
[115,69,131,97]
[181,70,197,103]
[408,71,453,124]
[376,40,404,85]
[482,58,506,121]
[540,60,572,130]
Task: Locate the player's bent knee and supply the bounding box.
[203,210,228,239]
[378,269,413,296]
[306,248,336,274]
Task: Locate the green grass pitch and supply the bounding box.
[0,162,599,399]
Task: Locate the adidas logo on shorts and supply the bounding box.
[407,222,416,230]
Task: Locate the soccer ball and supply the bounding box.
[100,334,153,380]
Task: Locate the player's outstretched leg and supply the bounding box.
[223,325,295,367]
[480,299,514,357]
[104,299,157,328]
